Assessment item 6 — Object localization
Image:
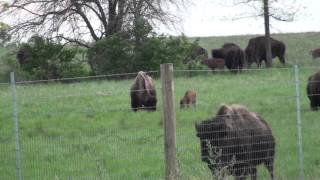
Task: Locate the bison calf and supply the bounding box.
[201,58,225,71]
[180,90,197,108]
[307,71,320,110]
[195,104,275,179]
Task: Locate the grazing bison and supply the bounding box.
[180,90,197,108]
[195,104,275,179]
[245,36,286,67]
[223,45,245,73]
[307,71,320,110]
[201,58,225,70]
[185,45,208,64]
[130,71,157,112]
[211,43,245,73]
[310,48,320,59]
[191,45,208,60]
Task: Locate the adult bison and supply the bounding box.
[307,71,320,110]
[245,36,286,67]
[211,43,245,73]
[130,71,157,112]
[180,90,197,108]
[201,58,225,71]
[310,48,320,59]
[195,104,275,179]
[185,45,208,64]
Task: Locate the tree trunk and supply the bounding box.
[263,0,272,68]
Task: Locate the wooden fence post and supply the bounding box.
[160,63,177,180]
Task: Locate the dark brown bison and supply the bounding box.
[245,36,286,67]
[307,71,320,110]
[195,104,275,179]
[201,58,225,70]
[224,45,245,73]
[185,45,209,64]
[180,90,197,108]
[211,48,225,59]
[211,43,245,73]
[310,48,320,59]
[191,45,208,60]
[130,71,157,112]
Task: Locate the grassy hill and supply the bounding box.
[1,32,320,179]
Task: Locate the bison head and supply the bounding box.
[195,119,228,164]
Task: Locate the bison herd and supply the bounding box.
[128,35,320,179]
[200,36,286,72]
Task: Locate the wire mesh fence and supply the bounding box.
[1,65,320,179]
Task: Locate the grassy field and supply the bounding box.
[1,32,320,180]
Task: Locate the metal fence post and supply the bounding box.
[294,65,304,180]
[160,63,178,180]
[10,72,23,180]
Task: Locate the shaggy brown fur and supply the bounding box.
[201,58,225,70]
[195,104,275,180]
[310,48,320,59]
[307,71,320,110]
[245,36,286,67]
[130,71,157,112]
[180,90,197,108]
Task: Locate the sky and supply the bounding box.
[155,0,320,37]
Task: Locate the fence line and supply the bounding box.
[3,64,314,180]
[15,71,159,84]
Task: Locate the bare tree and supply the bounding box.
[0,0,187,47]
[225,0,301,67]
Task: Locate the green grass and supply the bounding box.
[1,32,320,179]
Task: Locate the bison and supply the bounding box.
[211,48,225,59]
[195,104,275,179]
[223,45,245,73]
[130,71,157,112]
[180,90,197,108]
[310,48,320,59]
[201,58,225,71]
[211,43,245,73]
[307,71,320,111]
[245,36,286,67]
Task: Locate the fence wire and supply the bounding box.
[1,66,320,179]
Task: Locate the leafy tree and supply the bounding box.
[0,22,11,46]
[14,36,88,80]
[0,0,187,47]
[87,34,200,74]
[87,34,134,75]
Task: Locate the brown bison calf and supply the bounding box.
[307,71,320,110]
[180,90,197,108]
[311,48,320,59]
[201,58,225,70]
[195,104,275,179]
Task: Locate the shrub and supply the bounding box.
[87,34,134,75]
[12,36,88,80]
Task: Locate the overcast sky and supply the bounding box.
[155,0,320,37]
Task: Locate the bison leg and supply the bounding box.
[278,55,285,64]
[145,98,157,111]
[250,167,257,180]
[130,93,141,112]
[310,98,318,111]
[265,160,275,180]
